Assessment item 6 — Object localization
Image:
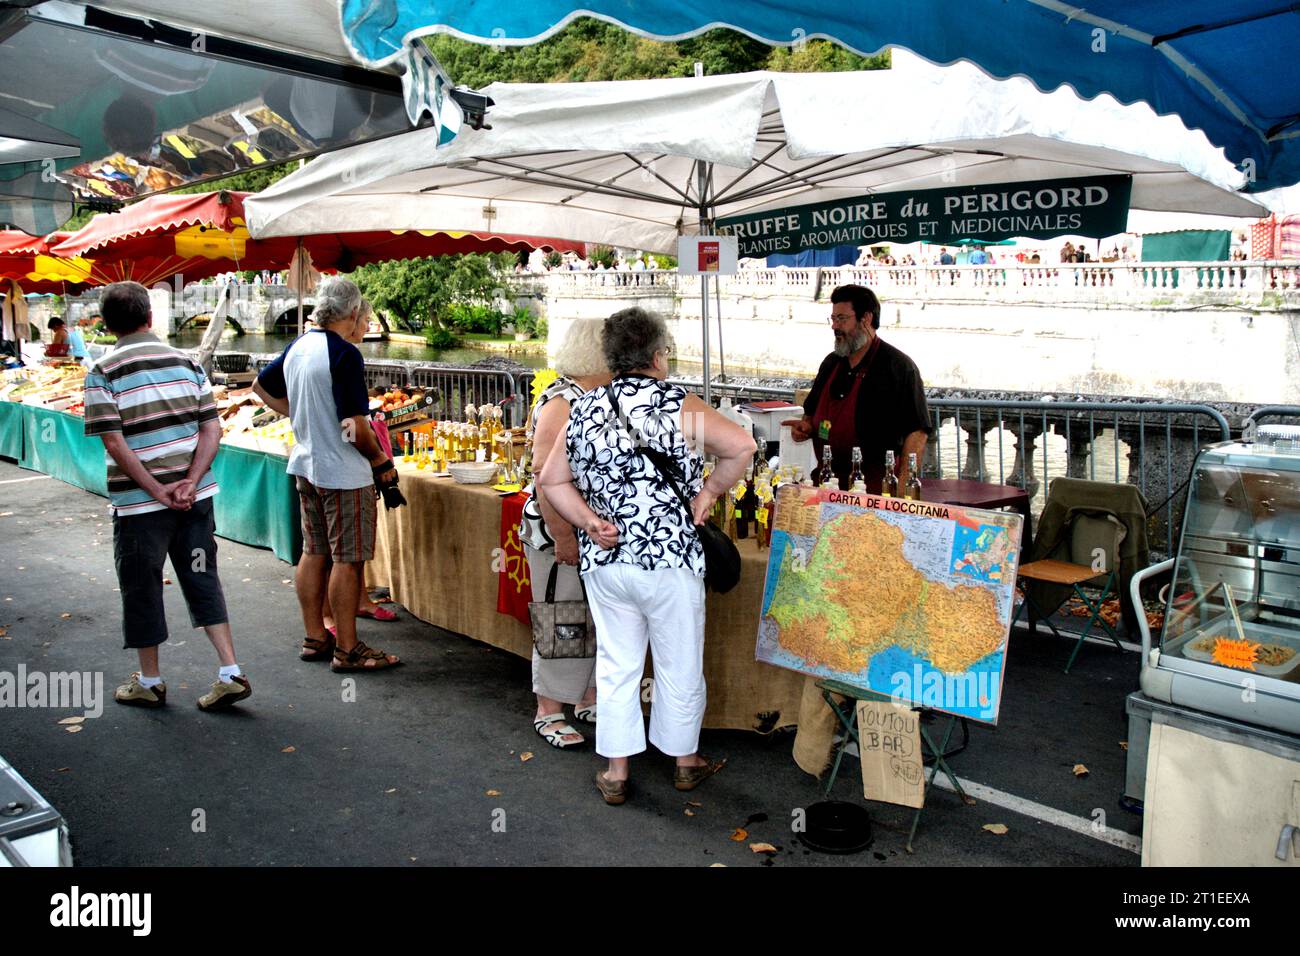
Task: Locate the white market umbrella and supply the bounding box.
[248,55,1267,397]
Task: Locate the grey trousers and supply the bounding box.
[524,544,596,705]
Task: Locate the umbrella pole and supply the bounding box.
[698,160,711,405]
[296,237,304,338]
[714,276,725,384]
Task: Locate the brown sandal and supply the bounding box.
[331,640,402,672]
[300,633,335,662]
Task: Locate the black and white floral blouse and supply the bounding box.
[520,375,586,552]
[565,374,705,577]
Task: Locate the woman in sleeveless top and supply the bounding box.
[539,308,756,805]
[520,319,612,748]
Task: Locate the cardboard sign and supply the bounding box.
[857,698,925,808]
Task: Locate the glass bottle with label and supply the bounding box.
[904,452,923,500]
[849,447,866,492]
[882,450,899,497]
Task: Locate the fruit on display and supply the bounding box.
[379,388,423,412]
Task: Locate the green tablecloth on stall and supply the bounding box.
[210,444,302,564]
[21,404,109,495]
[3,405,300,563]
[0,401,24,460]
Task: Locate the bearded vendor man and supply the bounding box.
[782,283,932,491]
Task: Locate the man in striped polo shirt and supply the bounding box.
[83,281,251,711]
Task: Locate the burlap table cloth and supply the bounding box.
[367,465,807,732]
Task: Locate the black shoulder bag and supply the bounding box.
[610,386,741,594]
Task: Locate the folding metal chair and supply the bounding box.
[1013,510,1125,672]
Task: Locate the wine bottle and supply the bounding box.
[813,444,835,488]
[904,452,923,500]
[882,450,899,497]
[849,447,866,492]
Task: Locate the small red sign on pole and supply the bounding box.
[698,240,720,272]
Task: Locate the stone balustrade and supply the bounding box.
[505,261,1300,308]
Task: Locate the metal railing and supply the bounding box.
[670,377,805,405]
[408,366,524,427]
[925,400,1232,556]
[1244,405,1300,427]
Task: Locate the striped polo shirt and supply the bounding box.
[83,331,219,516]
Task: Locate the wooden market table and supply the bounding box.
[367,463,806,732]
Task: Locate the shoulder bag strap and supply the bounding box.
[609,384,696,525]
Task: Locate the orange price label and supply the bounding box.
[1212,636,1260,671]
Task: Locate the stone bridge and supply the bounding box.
[65,283,318,336]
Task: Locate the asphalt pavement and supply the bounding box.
[0,458,1142,867]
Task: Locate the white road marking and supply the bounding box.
[840,738,1142,855]
[930,774,1143,855]
[0,475,51,485]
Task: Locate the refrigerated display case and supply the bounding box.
[1125,428,1300,865]
[1139,429,1300,733]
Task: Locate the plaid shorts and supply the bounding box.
[296,477,377,563]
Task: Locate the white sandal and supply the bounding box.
[574,703,597,724]
[534,712,585,748]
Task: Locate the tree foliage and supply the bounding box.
[352,252,514,329]
[427,19,887,87]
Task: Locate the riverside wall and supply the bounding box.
[510,264,1300,405]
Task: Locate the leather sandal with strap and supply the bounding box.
[300,633,335,662]
[331,640,402,672]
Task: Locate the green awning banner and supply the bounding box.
[717,175,1133,258]
[1139,230,1231,263]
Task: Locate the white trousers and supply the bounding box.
[524,544,597,705]
[584,564,706,758]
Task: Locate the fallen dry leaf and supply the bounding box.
[709,863,727,868]
[385,788,397,794]
[729,828,748,842]
[983,823,1009,835]
[0,625,8,638]
[520,751,534,762]
[1072,764,1089,777]
[686,800,702,807]
[65,725,83,734]
[59,612,71,619]
[684,809,695,817]
[485,790,501,797]
[162,578,172,585]
[749,842,778,854]
[54,767,70,773]
[1119,741,1128,751]
[282,579,291,585]
[57,716,85,725]
[281,746,296,753]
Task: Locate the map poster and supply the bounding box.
[756,485,1023,724]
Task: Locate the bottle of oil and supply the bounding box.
[848,447,866,492]
[882,450,899,497]
[813,444,835,488]
[904,452,923,500]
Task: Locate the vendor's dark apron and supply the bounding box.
[812,335,880,490]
